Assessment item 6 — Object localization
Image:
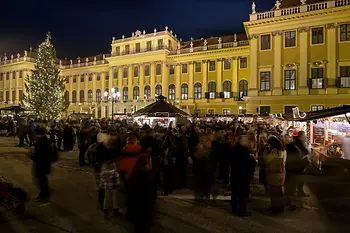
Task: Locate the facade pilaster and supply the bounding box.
[77,74,81,102]
[162,61,169,98]
[84,74,88,103]
[118,67,123,97]
[69,75,73,102]
[188,62,194,99]
[298,27,309,95]
[202,60,208,93]
[217,58,223,92]
[92,73,96,102]
[15,71,19,103]
[128,65,133,100]
[101,72,106,118]
[175,64,181,100]
[248,34,258,96]
[326,23,338,94]
[108,67,113,91]
[150,62,156,98]
[232,57,238,95]
[273,31,283,95]
[9,71,13,103]
[139,63,144,100]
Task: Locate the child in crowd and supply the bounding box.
[100,159,122,219]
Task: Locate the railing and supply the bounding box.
[111,45,170,57]
[250,0,350,21]
[0,57,35,65]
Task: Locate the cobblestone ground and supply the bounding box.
[0,137,350,233]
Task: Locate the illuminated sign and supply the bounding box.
[292,107,306,119]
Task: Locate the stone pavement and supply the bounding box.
[0,137,350,233]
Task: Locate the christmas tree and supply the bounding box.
[23,33,67,121]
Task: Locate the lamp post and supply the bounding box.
[104,88,120,124]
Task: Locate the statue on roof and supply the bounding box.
[252,2,256,14]
[177,41,181,50]
[275,0,281,10]
[204,39,208,46]
[234,34,237,42]
[300,0,307,5]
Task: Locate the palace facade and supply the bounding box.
[1,0,350,118]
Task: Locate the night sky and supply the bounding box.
[1,0,273,58]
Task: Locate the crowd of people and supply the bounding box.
[21,117,314,233]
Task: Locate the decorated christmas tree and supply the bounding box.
[23,33,67,121]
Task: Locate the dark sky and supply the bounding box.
[0,0,273,59]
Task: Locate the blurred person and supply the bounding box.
[336,136,350,160]
[258,132,269,195]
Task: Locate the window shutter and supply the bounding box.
[323,78,328,89]
[219,92,224,98]
[336,77,341,88]
[204,92,209,99]
[307,78,312,89]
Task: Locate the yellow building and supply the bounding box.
[1,0,350,118]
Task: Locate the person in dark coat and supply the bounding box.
[78,123,90,166]
[217,133,232,184]
[230,135,256,216]
[63,124,73,151]
[31,128,52,201]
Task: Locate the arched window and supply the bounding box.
[64,91,69,103]
[96,89,101,102]
[72,90,77,103]
[181,84,188,100]
[123,87,128,100]
[239,80,248,98]
[104,88,109,101]
[133,86,140,100]
[88,90,93,103]
[223,81,232,98]
[155,85,162,96]
[194,83,202,99]
[168,84,175,100]
[144,86,151,100]
[208,82,216,99]
[80,90,84,103]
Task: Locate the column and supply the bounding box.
[150,63,156,99]
[101,72,106,118]
[9,71,13,104]
[69,75,73,102]
[108,68,113,115]
[188,62,194,99]
[298,27,309,95]
[217,58,223,92]
[3,72,7,102]
[77,74,81,103]
[92,73,96,102]
[128,65,133,100]
[248,35,258,96]
[175,64,181,100]
[326,23,337,94]
[139,63,144,100]
[232,57,238,95]
[273,31,282,95]
[84,74,88,104]
[202,60,208,93]
[15,71,19,103]
[118,67,123,97]
[162,61,169,98]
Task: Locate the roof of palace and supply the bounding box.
[271,0,325,10]
[181,33,247,49]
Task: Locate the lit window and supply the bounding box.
[310,68,324,89]
[96,73,100,81]
[311,105,324,111]
[123,68,128,78]
[224,59,231,70]
[208,109,215,115]
[285,31,296,47]
[195,62,201,72]
[169,65,175,75]
[260,72,271,91]
[133,66,139,77]
[113,70,118,79]
[209,61,216,71]
[80,76,84,83]
[88,90,92,102]
[168,84,175,100]
[181,84,188,100]
[155,85,162,96]
[260,106,271,115]
[239,57,247,68]
[223,81,232,98]
[284,70,296,90]
[123,87,128,100]
[125,45,130,54]
[89,74,93,81]
[144,86,151,99]
[239,80,248,98]
[156,64,161,75]
[340,24,350,42]
[260,34,271,50]
[312,28,324,44]
[182,64,188,73]
[340,66,350,88]
[135,43,141,53]
[223,109,230,115]
[208,82,216,99]
[194,83,202,99]
[144,65,150,76]
[133,86,140,100]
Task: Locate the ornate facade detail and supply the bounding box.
[188,61,193,64]
[202,60,208,63]
[326,23,338,29]
[217,58,223,62]
[272,31,283,36]
[298,27,309,33]
[248,34,258,40]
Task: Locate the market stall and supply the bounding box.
[133,95,190,127]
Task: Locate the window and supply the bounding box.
[156,64,162,75]
[12,71,16,79]
[104,88,109,101]
[123,87,128,100]
[155,85,162,96]
[12,90,15,101]
[96,89,101,102]
[5,91,9,102]
[65,76,69,83]
[284,70,296,90]
[144,86,151,99]
[80,90,84,102]
[169,65,175,75]
[311,105,324,111]
[224,59,231,70]
[123,67,128,78]
[209,61,216,71]
[181,84,188,100]
[182,64,188,73]
[133,86,140,100]
[240,57,247,69]
[19,70,23,79]
[195,62,201,72]
[96,73,100,81]
[80,76,84,83]
[168,84,175,100]
[88,90,92,102]
[168,39,172,50]
[260,106,271,115]
[194,83,202,99]
[19,90,23,101]
[73,76,76,83]
[64,91,69,103]
[88,74,92,81]
[311,68,324,89]
[223,109,230,115]
[105,72,109,81]
[208,109,215,115]
[125,45,130,54]
[239,80,248,98]
[284,106,296,115]
[0,73,3,81]
[133,66,139,77]
[208,82,216,99]
[115,46,120,55]
[340,24,350,42]
[261,34,271,50]
[135,43,141,53]
[158,39,163,49]
[113,70,118,79]
[223,81,232,98]
[144,65,150,76]
[260,72,271,91]
[340,66,350,87]
[285,31,296,47]
[72,90,77,103]
[147,41,152,51]
[6,72,9,80]
[312,28,324,44]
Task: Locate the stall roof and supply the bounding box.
[133,95,190,117]
[284,105,350,121]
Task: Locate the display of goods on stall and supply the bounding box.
[327,144,342,158]
[314,127,325,145]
